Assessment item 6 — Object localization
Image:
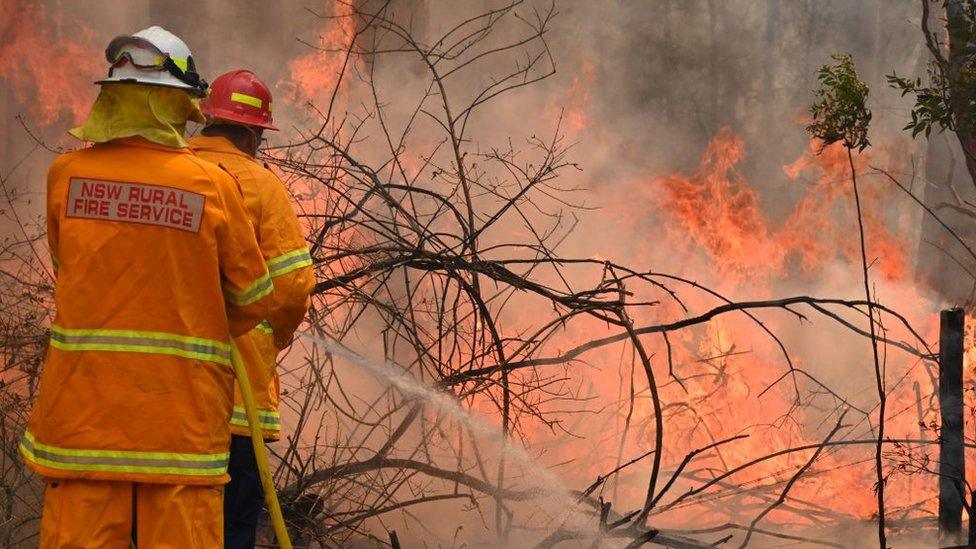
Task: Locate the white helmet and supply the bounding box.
[98,26,208,96]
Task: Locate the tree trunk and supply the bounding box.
[945,1,976,190]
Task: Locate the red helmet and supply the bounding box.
[200,69,277,130]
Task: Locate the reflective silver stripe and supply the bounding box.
[230,407,281,429]
[49,326,231,366]
[21,431,228,475]
[267,248,312,278]
[225,273,273,306]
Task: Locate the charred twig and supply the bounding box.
[737,409,848,548]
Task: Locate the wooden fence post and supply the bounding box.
[939,308,965,544]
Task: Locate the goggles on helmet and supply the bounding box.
[110,50,208,94]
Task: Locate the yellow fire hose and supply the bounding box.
[230,342,294,549]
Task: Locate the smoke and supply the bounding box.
[0,1,957,547]
[305,332,601,542]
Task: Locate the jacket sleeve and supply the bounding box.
[260,168,314,349]
[213,169,273,337]
[46,154,73,273]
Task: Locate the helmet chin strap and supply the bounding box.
[160,56,208,94]
[242,125,263,157]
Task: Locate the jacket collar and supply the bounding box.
[187,135,253,160]
[103,136,191,153]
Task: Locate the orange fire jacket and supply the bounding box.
[21,137,272,485]
[190,135,314,441]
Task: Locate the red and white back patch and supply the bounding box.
[66,178,205,233]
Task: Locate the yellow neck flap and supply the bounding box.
[70,83,205,148]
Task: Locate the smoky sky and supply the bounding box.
[4,0,926,185]
[549,1,923,211]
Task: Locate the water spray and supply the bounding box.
[300,332,602,544]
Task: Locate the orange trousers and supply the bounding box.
[39,479,222,548]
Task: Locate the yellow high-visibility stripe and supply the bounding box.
[231,92,263,109]
[151,55,188,72]
[224,272,273,306]
[49,325,231,366]
[230,407,281,430]
[254,321,274,335]
[267,248,312,278]
[20,430,228,476]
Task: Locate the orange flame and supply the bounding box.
[0,0,100,126]
[283,1,357,106]
[654,129,910,287]
[548,56,595,136]
[542,126,940,528]
[657,129,779,282]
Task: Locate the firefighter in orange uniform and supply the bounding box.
[21,27,272,548]
[190,70,314,548]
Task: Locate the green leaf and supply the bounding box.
[806,53,871,151]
